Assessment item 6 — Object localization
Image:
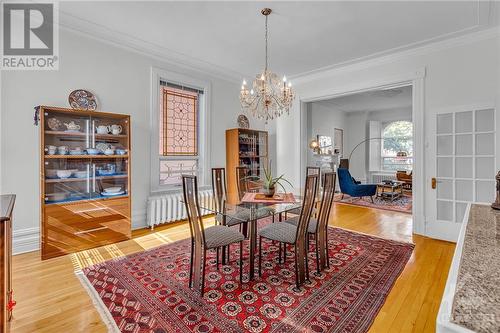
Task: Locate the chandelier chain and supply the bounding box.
[265,14,268,72]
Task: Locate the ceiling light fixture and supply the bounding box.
[240,8,295,123]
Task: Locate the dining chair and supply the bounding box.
[286,172,336,274]
[257,174,318,289]
[236,166,250,201]
[182,175,245,296]
[211,167,247,264]
[287,166,320,217]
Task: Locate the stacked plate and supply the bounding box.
[101,187,125,196]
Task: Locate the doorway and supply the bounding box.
[298,72,425,236]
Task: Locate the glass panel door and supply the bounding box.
[90,157,129,199]
[44,158,91,203]
[434,108,496,224]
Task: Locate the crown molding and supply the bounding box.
[291,26,500,85]
[57,11,244,84]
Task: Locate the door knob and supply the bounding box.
[431,177,437,189]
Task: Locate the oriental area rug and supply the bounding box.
[77,221,414,333]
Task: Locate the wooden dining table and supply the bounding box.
[199,195,302,281]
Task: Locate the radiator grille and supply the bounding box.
[147,189,214,229]
[371,173,396,183]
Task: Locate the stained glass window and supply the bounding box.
[159,86,198,156]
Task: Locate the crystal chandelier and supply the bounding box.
[240,8,295,123]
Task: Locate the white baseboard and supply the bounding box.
[132,209,147,230]
[13,227,40,255]
[425,221,461,243]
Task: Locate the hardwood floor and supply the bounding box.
[10,204,455,332]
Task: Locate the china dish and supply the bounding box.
[68,89,97,111]
[46,169,58,179]
[96,143,111,153]
[97,170,115,176]
[104,148,115,155]
[47,118,62,131]
[74,171,88,178]
[56,170,73,179]
[104,187,122,193]
[100,190,125,196]
[69,150,85,155]
[86,148,100,155]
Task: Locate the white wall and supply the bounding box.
[306,102,346,166]
[277,32,500,241]
[0,29,264,253]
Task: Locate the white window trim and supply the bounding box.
[381,121,413,171]
[150,67,211,193]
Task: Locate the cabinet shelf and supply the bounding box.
[45,193,129,205]
[44,130,127,139]
[45,174,127,183]
[44,154,129,159]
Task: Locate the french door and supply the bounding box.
[428,106,496,240]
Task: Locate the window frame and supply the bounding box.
[381,120,413,172]
[150,67,211,193]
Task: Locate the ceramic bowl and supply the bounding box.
[104,148,115,155]
[69,150,85,155]
[46,169,58,179]
[104,186,122,193]
[74,171,87,178]
[115,149,127,155]
[56,170,72,179]
[86,148,100,155]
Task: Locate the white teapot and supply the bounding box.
[96,125,110,134]
[110,124,122,135]
[64,121,80,131]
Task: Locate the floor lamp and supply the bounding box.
[340,137,408,170]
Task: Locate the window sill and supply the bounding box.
[150,184,211,197]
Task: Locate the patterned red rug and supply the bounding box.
[78,223,414,333]
[335,194,413,214]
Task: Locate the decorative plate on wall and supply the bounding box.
[68,89,98,111]
[237,114,249,129]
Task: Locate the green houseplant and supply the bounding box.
[262,160,293,197]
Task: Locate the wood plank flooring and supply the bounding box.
[9,204,455,332]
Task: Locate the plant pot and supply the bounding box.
[263,186,276,198]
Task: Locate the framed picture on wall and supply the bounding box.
[334,128,343,155]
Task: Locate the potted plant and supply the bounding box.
[262,160,293,197]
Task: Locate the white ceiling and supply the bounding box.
[315,85,412,113]
[59,1,498,80]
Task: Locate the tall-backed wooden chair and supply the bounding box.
[258,174,318,289]
[182,175,245,296]
[286,172,336,273]
[287,166,320,217]
[211,167,246,263]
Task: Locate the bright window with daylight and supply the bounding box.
[159,82,202,186]
[381,120,413,171]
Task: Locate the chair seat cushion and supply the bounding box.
[204,225,244,249]
[258,222,297,244]
[285,216,317,233]
[216,211,249,227]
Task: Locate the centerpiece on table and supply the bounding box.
[261,160,293,198]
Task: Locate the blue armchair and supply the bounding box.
[337,168,377,202]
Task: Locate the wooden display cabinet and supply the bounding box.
[37,106,131,260]
[225,128,268,203]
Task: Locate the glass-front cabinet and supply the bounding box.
[38,106,131,259]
